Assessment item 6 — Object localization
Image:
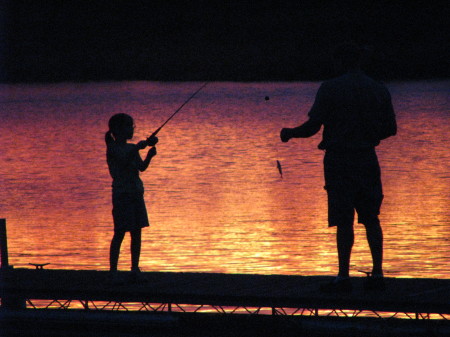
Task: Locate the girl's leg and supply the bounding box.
[110,231,126,272]
[130,228,142,271]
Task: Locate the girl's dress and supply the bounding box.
[107,142,149,232]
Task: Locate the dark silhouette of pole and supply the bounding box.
[0,218,9,269]
[147,82,208,142]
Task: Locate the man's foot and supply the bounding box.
[364,274,386,291]
[320,277,353,293]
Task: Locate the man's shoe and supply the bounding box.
[320,277,353,293]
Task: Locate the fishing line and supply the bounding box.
[148,82,208,140]
[266,94,283,179]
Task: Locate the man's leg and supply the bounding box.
[363,218,383,275]
[337,224,354,278]
[320,223,354,293]
[322,152,355,292]
[361,217,386,290]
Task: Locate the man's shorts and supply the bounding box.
[324,148,383,228]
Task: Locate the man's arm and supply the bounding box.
[280,82,328,142]
[280,119,322,142]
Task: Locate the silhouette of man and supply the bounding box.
[280,43,397,292]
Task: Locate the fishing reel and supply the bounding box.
[146,135,159,146]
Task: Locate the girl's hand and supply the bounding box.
[137,140,148,149]
[147,136,159,146]
[148,146,157,158]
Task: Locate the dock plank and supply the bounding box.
[1,268,449,315]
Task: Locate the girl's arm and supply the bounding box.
[137,136,158,150]
[138,146,157,172]
[108,142,135,166]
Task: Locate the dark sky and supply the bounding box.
[1,0,449,82]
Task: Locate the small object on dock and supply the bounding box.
[265,96,270,101]
[1,219,10,269]
[29,263,50,270]
[358,270,372,277]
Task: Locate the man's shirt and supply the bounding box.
[308,71,396,151]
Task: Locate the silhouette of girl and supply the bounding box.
[105,113,158,279]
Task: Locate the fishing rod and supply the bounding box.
[147,82,208,143]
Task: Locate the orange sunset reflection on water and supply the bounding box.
[0,81,448,279]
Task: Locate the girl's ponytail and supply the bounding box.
[105,130,115,145]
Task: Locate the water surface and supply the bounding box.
[0,81,448,278]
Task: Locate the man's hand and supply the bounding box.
[280,128,293,143]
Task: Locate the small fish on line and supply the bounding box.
[276,160,283,178]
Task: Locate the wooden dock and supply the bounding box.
[1,268,449,336]
[2,268,449,314]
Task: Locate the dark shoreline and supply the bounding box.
[1,1,449,84]
[2,77,449,88]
